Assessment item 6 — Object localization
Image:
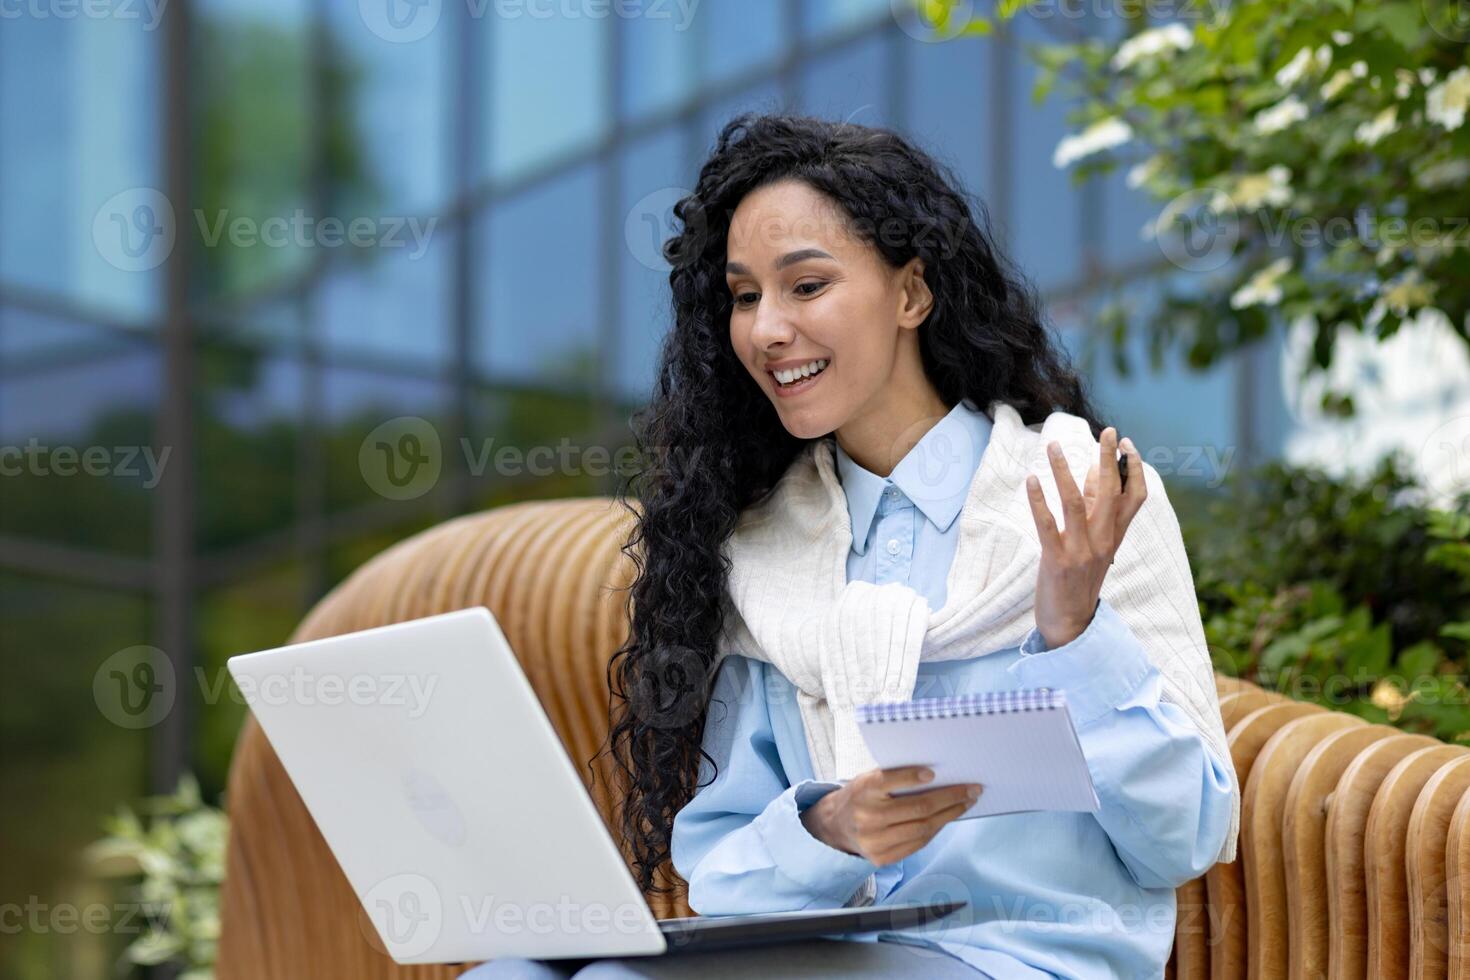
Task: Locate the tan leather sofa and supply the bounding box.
[217,498,1470,979]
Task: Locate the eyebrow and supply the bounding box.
[725,248,836,277]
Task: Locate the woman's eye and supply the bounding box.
[734,291,758,306]
[796,281,826,296]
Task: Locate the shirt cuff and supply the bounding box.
[1007,597,1153,729]
[753,779,879,901]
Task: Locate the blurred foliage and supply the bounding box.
[1181,452,1470,740]
[921,0,1470,415]
[87,775,226,980]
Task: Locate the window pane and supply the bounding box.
[196,344,304,552]
[195,563,308,795]
[324,3,452,216]
[797,34,894,128]
[0,325,159,557]
[801,0,891,39]
[476,163,602,386]
[621,0,696,122]
[0,575,150,980]
[317,222,455,367]
[0,12,163,321]
[322,366,454,514]
[467,387,608,504]
[901,34,993,206]
[1005,16,1085,294]
[696,79,787,149]
[484,9,609,183]
[616,125,686,400]
[193,0,315,304]
[701,0,784,90]
[1066,279,1238,488]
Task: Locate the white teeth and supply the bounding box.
[774,359,829,385]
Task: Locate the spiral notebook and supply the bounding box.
[856,688,1100,819]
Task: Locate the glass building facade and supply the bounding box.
[0,2,1306,976]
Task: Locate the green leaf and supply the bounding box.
[961,16,994,37]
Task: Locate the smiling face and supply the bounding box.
[725,178,941,468]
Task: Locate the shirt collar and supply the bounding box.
[833,398,993,555]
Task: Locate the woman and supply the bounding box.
[463,113,1238,979]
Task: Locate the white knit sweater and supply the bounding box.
[716,398,1241,867]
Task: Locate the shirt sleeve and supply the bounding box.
[670,654,881,914]
[1007,597,1235,890]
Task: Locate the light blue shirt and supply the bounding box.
[670,399,1235,979]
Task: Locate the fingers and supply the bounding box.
[874,765,937,793]
[1087,428,1122,555]
[1025,472,1062,552]
[1115,435,1148,534]
[1046,441,1089,552]
[868,797,975,862]
[881,783,981,827]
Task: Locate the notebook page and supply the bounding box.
[856,695,1099,818]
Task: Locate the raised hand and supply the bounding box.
[1023,427,1146,650]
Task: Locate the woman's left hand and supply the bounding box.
[1024,426,1147,649]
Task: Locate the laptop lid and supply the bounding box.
[226,607,669,964]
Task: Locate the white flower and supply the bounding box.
[1331,30,1353,45]
[1321,69,1355,100]
[1355,106,1399,146]
[1395,69,1416,99]
[1111,24,1194,71]
[1230,257,1293,309]
[1052,117,1133,169]
[1253,95,1309,135]
[1275,47,1314,87]
[1414,157,1470,189]
[1420,67,1438,86]
[1380,269,1436,314]
[1350,60,1368,79]
[1125,155,1163,189]
[1230,165,1293,210]
[1427,66,1470,132]
[1275,45,1333,87]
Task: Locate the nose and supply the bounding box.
[748,294,797,351]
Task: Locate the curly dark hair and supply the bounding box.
[598,112,1110,897]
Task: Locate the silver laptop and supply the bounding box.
[226,607,965,965]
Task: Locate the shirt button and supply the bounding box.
[885,486,899,499]
[885,538,901,555]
